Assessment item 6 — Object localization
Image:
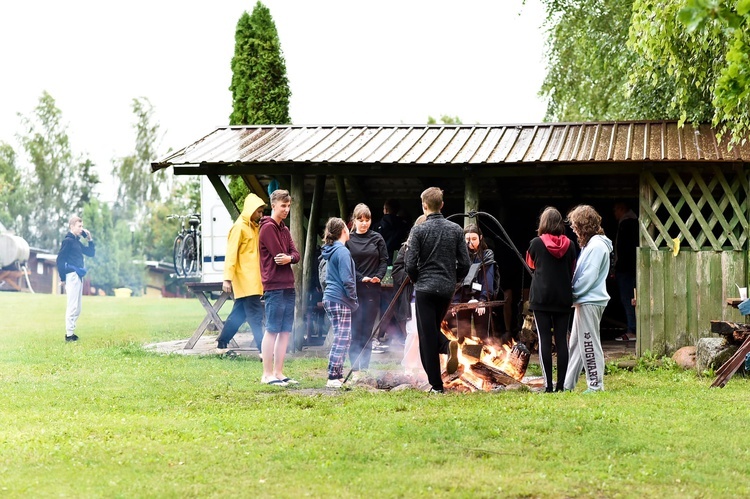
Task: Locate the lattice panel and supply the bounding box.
[640,166,750,251]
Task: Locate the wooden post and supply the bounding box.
[290,174,306,351]
[334,175,348,219]
[464,176,480,228]
[298,175,326,350]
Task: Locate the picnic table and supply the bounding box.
[184,282,238,349]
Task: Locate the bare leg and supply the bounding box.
[273,332,291,378]
[261,332,278,379]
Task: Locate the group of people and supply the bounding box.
[58,186,633,394]
[526,204,617,393]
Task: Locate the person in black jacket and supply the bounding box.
[57,215,95,342]
[525,207,576,392]
[613,201,638,342]
[346,203,388,372]
[404,187,471,393]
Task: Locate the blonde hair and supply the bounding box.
[420,187,443,212]
[68,215,82,228]
[323,217,347,245]
[352,203,371,221]
[567,205,604,247]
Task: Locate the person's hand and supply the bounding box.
[476,303,486,316]
[274,253,291,265]
[370,276,381,284]
[362,276,371,283]
[222,280,232,294]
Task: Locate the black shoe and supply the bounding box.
[217,341,228,349]
[65,334,79,342]
[428,387,445,394]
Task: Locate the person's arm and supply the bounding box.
[372,234,388,282]
[82,231,95,257]
[222,225,241,293]
[57,239,70,278]
[339,251,358,300]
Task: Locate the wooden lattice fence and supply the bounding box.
[637,166,749,355]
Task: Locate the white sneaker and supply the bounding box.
[326,378,344,388]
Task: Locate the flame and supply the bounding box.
[440,320,527,392]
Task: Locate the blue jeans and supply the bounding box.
[218,295,264,351]
[616,272,636,333]
[264,289,295,333]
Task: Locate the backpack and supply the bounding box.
[318,255,328,291]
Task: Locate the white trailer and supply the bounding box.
[199,175,234,283]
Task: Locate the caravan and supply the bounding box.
[199,176,234,283]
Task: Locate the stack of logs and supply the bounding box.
[709,320,750,388]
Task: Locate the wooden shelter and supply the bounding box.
[152,120,750,356]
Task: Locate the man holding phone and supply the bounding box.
[57,215,95,342]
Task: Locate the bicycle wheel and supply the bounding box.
[182,233,198,276]
[173,234,185,276]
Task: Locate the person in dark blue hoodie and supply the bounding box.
[526,207,577,392]
[321,217,359,388]
[57,215,95,342]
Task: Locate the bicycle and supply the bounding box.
[167,214,202,276]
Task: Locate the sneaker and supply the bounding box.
[65,334,78,342]
[427,387,445,394]
[326,378,344,388]
[446,340,459,374]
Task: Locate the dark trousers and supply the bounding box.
[415,291,453,391]
[533,311,570,391]
[349,283,381,370]
[616,272,636,333]
[217,295,264,352]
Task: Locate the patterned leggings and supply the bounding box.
[324,300,352,380]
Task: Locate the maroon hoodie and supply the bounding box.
[258,216,300,291]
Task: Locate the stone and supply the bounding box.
[696,337,737,372]
[672,346,697,370]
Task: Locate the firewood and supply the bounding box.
[711,335,750,388]
[470,362,522,387]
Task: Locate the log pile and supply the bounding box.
[709,320,750,388]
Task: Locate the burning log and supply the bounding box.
[470,363,523,387]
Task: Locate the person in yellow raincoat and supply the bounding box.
[217,193,267,352]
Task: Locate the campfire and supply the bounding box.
[441,321,534,392]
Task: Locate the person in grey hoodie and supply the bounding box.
[320,217,359,388]
[563,205,613,392]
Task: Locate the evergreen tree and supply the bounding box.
[16,91,99,250]
[228,1,291,201]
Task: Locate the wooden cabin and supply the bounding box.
[152,121,750,356]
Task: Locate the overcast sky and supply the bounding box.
[0,0,549,201]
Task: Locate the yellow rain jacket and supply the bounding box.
[223,193,266,298]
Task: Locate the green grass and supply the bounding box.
[1,293,749,498]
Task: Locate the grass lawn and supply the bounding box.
[1,293,749,498]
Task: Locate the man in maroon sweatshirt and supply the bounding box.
[258,189,301,386]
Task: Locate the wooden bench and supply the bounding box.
[184,282,239,350]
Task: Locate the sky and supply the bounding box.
[0,0,549,202]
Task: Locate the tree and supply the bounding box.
[0,142,27,232]
[228,1,292,202]
[630,0,750,142]
[540,0,749,143]
[427,115,463,124]
[112,97,168,225]
[16,91,99,250]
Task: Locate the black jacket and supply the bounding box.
[57,232,95,279]
[404,213,471,298]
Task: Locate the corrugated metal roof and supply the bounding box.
[152,121,750,171]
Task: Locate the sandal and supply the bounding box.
[261,376,288,386]
[278,377,299,385]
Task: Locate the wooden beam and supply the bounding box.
[207,175,239,219]
[464,177,480,228]
[290,174,306,351]
[241,175,270,204]
[300,175,326,350]
[334,175,348,219]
